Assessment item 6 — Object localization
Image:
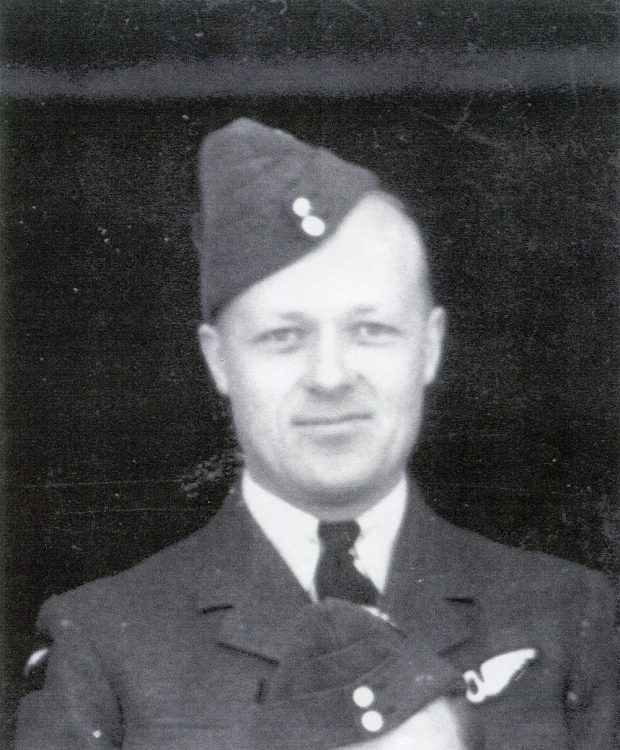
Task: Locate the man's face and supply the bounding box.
[199,194,445,519]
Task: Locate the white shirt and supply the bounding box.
[242,472,408,600]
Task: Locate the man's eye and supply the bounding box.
[352,322,398,341]
[258,328,304,346]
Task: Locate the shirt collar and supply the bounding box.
[242,472,408,598]
[354,475,407,592]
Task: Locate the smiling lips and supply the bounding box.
[292,413,372,427]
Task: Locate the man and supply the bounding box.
[16,118,616,749]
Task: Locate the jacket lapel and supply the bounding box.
[383,483,480,658]
[193,480,480,664]
[193,485,311,663]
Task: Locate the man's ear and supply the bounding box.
[197,323,230,395]
[423,306,446,385]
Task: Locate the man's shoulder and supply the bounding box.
[428,506,612,603]
[37,490,247,631]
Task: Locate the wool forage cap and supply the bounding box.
[194,118,380,320]
[252,598,465,750]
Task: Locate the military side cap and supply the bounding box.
[194,118,380,320]
[252,598,465,750]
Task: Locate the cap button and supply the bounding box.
[352,685,375,709]
[301,215,326,237]
[292,197,312,217]
[361,710,384,733]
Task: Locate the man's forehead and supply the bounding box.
[333,192,426,250]
[274,194,427,284]
[217,195,429,327]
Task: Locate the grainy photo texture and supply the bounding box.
[2,2,617,749]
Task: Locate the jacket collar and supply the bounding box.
[193,484,311,662]
[193,480,477,663]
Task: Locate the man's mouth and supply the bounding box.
[292,413,372,427]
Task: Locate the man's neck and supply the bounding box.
[242,470,408,522]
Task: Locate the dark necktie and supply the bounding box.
[315,520,378,605]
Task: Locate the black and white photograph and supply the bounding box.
[1,2,618,748]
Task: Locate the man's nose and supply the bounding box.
[304,330,354,393]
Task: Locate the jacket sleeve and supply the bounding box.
[565,570,618,750]
[14,594,123,750]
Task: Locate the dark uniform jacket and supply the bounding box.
[15,483,616,749]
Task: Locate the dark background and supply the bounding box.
[1,0,618,741]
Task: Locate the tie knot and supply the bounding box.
[315,520,377,605]
[318,520,360,553]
